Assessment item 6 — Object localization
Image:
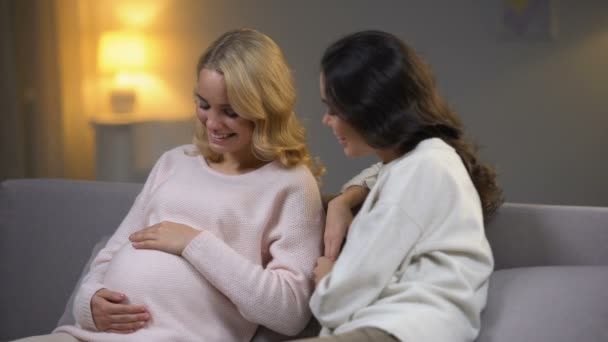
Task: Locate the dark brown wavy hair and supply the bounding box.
[321,30,503,219]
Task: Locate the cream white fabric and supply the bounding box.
[311,138,493,342]
[340,162,382,192]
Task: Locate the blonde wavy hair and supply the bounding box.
[192,28,324,183]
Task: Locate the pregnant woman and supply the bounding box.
[16,28,325,342]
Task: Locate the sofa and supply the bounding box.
[1,178,607,341]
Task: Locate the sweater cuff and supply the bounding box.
[182,231,232,279]
[74,283,104,331]
[182,231,214,264]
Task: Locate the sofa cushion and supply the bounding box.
[477,266,608,342]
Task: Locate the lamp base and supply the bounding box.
[110,89,136,114]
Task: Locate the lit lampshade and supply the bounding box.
[98,32,146,72]
[98,31,146,114]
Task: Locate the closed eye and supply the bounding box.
[321,99,338,116]
[224,108,239,118]
[324,106,338,116]
[193,92,210,110]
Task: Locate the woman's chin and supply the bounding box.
[208,140,233,154]
[344,146,371,159]
[343,147,357,158]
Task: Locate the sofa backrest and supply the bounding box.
[0,179,142,340]
[486,203,608,270]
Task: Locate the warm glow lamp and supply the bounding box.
[98,31,146,114]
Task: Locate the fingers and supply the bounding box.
[96,288,125,303]
[111,312,150,323]
[313,268,322,284]
[313,256,335,285]
[92,288,151,333]
[94,292,148,315]
[109,321,147,331]
[131,240,159,250]
[129,226,157,242]
[109,303,149,315]
[107,306,150,333]
[130,224,160,249]
[313,265,327,284]
[313,262,324,284]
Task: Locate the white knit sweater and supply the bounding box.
[310,138,494,342]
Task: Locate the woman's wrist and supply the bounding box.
[332,185,368,209]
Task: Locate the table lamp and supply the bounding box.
[98,31,146,114]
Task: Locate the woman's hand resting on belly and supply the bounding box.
[129,221,201,255]
[91,288,150,333]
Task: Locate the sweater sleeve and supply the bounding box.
[72,152,173,330]
[310,202,422,329]
[340,162,382,192]
[181,174,324,336]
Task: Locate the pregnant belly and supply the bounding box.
[101,243,249,338]
[103,243,208,307]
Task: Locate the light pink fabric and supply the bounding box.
[55,145,324,342]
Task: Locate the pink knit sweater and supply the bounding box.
[55,145,324,341]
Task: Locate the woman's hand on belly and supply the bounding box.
[91,288,150,333]
[129,221,201,255]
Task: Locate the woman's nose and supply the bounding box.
[206,119,221,131]
[322,113,331,126]
[202,111,222,130]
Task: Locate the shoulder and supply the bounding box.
[266,162,318,188]
[151,144,198,168]
[407,138,459,167]
[161,144,199,161]
[389,138,466,184]
[379,138,481,227]
[377,138,474,209]
[146,144,199,178]
[261,163,321,202]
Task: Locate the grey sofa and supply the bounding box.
[1,178,607,342]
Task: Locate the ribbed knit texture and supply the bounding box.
[55,145,324,342]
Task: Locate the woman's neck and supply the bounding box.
[376,148,401,164]
[209,151,268,175]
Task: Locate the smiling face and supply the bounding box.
[195,68,255,159]
[320,73,374,158]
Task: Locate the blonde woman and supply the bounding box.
[16,29,325,342]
